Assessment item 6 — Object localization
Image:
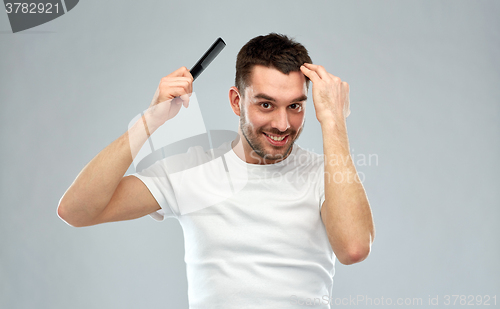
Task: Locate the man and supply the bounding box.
[58,33,374,308]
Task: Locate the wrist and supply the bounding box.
[320,117,347,134]
[320,118,350,151]
[141,109,163,135]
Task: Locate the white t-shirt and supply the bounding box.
[133,142,335,308]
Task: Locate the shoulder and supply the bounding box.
[151,141,234,174]
[163,145,215,174]
[289,145,324,169]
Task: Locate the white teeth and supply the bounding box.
[265,133,285,141]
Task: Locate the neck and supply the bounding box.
[231,132,292,165]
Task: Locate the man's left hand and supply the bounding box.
[300,63,351,126]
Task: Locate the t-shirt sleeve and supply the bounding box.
[132,159,179,221]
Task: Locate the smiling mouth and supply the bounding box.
[263,132,289,146]
[263,132,286,141]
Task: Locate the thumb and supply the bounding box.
[180,94,190,108]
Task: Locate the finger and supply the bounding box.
[180,94,190,108]
[169,66,194,80]
[344,85,351,118]
[187,77,193,95]
[302,63,329,80]
[300,64,321,83]
[164,80,192,90]
[345,98,351,118]
[162,81,192,98]
[170,96,183,106]
[158,77,191,97]
[162,76,194,85]
[342,81,349,93]
[165,77,194,95]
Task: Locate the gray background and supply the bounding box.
[1,0,499,308]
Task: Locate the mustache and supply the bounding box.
[258,128,295,136]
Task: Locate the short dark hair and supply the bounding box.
[235,33,312,96]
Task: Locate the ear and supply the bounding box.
[229,86,242,117]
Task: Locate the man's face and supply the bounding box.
[238,65,307,164]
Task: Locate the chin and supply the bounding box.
[258,139,294,162]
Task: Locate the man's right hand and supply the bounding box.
[145,66,194,132]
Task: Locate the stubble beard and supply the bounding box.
[239,109,303,164]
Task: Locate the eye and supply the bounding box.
[289,103,302,111]
[261,102,272,109]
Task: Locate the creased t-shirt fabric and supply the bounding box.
[133,142,335,309]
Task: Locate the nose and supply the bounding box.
[271,108,290,133]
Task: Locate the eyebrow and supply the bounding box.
[253,93,308,103]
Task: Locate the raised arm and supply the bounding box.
[301,63,375,265]
[57,67,193,227]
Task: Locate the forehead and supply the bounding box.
[245,65,307,100]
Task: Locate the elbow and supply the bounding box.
[57,197,85,228]
[337,224,375,265]
[336,244,371,265]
